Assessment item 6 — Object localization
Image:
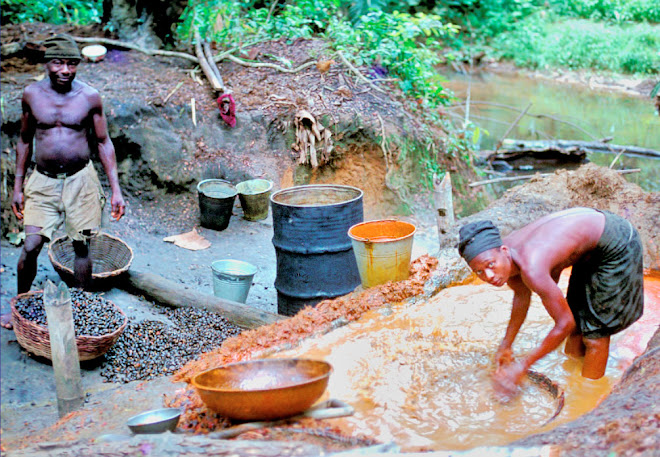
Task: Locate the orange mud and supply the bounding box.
[168,264,659,452]
[168,255,438,434]
[274,271,660,451]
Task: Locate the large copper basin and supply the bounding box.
[191,358,332,421]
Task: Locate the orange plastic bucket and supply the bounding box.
[348,219,416,288]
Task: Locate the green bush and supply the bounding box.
[326,10,458,109]
[178,1,459,111]
[1,0,102,24]
[178,0,341,44]
[493,16,660,74]
[547,0,660,24]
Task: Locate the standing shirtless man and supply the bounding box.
[1,34,125,328]
[458,208,644,398]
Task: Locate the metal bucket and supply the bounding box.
[197,179,237,231]
[236,179,273,221]
[348,219,416,288]
[271,185,363,316]
[211,259,258,304]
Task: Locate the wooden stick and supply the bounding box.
[494,102,532,153]
[469,168,641,187]
[223,54,316,73]
[43,281,84,419]
[72,36,199,63]
[202,40,225,90]
[376,113,390,169]
[193,29,224,92]
[498,139,660,158]
[336,51,387,94]
[122,269,284,329]
[191,98,196,126]
[163,81,184,105]
[208,399,353,439]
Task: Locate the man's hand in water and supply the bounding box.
[492,359,527,402]
[494,347,514,368]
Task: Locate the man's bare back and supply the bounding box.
[504,208,606,281]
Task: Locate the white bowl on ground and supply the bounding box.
[82,45,107,63]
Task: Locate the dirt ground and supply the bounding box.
[1,22,659,457]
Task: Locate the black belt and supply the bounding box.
[36,162,89,179]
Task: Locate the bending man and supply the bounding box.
[458,207,644,396]
[2,34,125,329]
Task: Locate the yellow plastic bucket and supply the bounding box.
[348,219,416,288]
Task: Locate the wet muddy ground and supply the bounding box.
[2,166,658,457]
[0,183,441,452]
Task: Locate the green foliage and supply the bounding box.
[178,0,341,44]
[547,0,660,24]
[178,1,458,110]
[433,0,660,75]
[1,0,102,24]
[327,10,459,109]
[492,16,660,74]
[388,118,476,197]
[651,81,660,98]
[343,0,429,23]
[434,0,540,41]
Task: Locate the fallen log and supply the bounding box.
[1,41,22,57]
[193,29,224,92]
[469,168,641,187]
[72,36,198,63]
[121,269,284,329]
[499,139,660,159]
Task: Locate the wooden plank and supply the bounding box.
[122,269,284,329]
[43,281,84,418]
[433,172,455,236]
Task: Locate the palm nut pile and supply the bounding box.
[100,306,243,383]
[14,289,125,336]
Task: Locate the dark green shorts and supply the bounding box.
[566,210,644,339]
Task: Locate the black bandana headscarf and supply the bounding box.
[458,220,502,263]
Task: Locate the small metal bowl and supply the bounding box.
[126,408,182,434]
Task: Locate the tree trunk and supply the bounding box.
[102,0,188,48]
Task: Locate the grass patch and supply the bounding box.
[492,16,660,75]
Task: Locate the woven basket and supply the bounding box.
[48,233,134,288]
[10,290,128,361]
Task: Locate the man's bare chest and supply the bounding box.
[31,95,90,130]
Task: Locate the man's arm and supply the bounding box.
[520,272,576,370]
[90,92,125,221]
[12,94,36,220]
[495,275,531,366]
[493,270,576,395]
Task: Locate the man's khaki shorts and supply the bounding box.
[23,162,106,241]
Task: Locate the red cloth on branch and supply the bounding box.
[217,93,236,128]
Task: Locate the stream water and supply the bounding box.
[442,72,660,194]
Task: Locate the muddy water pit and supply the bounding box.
[272,270,660,452]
